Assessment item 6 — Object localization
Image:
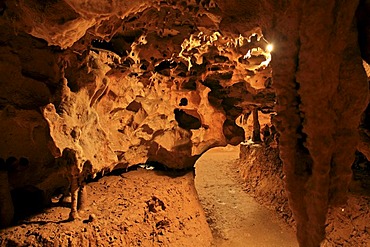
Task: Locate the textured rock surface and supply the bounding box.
[239,144,294,226]
[266,1,369,245]
[0,0,369,246]
[1,0,273,189]
[238,144,370,246]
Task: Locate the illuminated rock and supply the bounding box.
[0,1,368,246]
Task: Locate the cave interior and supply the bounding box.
[0,0,369,246]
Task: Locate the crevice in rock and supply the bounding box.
[0,1,368,246]
[179,98,188,106]
[11,186,45,221]
[174,108,201,130]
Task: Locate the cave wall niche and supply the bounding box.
[0,0,369,247]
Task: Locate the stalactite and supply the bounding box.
[269,1,369,246]
[252,108,261,142]
[0,1,369,246]
[267,1,310,244]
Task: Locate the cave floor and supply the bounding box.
[0,168,212,246]
[195,145,298,247]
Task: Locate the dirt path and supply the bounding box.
[195,146,298,247]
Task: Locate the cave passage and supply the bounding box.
[194,145,298,246]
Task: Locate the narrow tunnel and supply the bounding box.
[194,145,298,246]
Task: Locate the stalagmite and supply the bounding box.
[252,108,261,143]
[0,0,368,246]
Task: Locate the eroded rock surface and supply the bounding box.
[0,0,275,229]
[0,0,369,246]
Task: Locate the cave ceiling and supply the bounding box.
[0,0,275,172]
[0,0,369,246]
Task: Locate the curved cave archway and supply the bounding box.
[0,1,369,246]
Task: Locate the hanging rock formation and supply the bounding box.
[265,1,369,245]
[0,0,369,246]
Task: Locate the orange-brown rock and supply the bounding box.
[0,1,369,246]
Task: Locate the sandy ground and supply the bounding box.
[1,146,368,247]
[0,169,212,246]
[195,146,298,247]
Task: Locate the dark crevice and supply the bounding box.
[190,62,207,76]
[0,0,6,16]
[356,0,370,64]
[295,75,313,176]
[91,39,126,57]
[91,39,114,51]
[293,36,312,176]
[295,98,313,177]
[11,186,45,221]
[360,103,370,130]
[126,100,142,112]
[179,98,188,106]
[201,78,222,90]
[109,161,194,177]
[174,109,201,130]
[223,118,244,145]
[155,60,177,72]
[181,78,197,90]
[352,151,370,192]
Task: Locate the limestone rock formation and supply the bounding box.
[0,0,275,227]
[267,1,369,245]
[0,0,369,246]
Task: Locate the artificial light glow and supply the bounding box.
[266,44,273,52]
